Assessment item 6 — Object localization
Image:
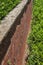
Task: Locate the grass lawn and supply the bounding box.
[26,0,43,65]
[0,0,21,20]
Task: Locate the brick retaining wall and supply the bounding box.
[0,0,32,65]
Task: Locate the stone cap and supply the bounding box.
[0,0,28,43]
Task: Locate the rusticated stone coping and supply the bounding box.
[0,0,28,43]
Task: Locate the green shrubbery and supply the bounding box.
[0,0,21,20]
[27,0,43,65]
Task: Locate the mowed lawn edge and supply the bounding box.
[0,0,21,21]
[26,0,43,65]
